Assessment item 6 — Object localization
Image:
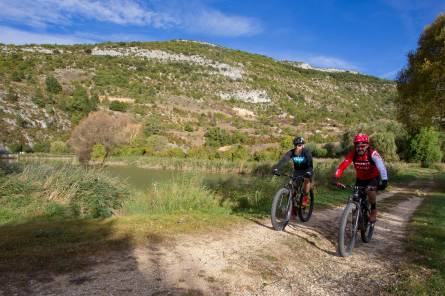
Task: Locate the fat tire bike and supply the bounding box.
[336,183,376,257]
[271,173,314,231]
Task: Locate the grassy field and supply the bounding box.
[389,171,445,295]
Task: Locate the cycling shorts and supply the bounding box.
[294,169,313,181]
[355,177,380,191]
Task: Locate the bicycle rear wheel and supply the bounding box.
[271,188,292,231]
[297,189,314,222]
[338,202,359,257]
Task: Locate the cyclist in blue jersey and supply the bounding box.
[272,136,313,206]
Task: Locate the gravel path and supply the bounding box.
[3,185,425,296]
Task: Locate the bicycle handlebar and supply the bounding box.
[332,182,377,191]
[274,172,304,180]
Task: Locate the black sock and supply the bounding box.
[371,203,376,210]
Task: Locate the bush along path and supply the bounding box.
[5,179,432,296]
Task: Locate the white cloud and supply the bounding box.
[0,1,262,37]
[154,0,262,37]
[0,26,156,45]
[0,0,177,28]
[380,69,400,79]
[182,9,262,37]
[307,55,359,70]
[0,26,95,44]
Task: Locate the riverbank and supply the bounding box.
[0,159,440,275]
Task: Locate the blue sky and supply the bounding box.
[0,0,443,78]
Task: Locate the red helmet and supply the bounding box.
[353,133,369,143]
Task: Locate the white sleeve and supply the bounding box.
[372,151,388,180]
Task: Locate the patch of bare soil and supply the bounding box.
[2,185,426,296]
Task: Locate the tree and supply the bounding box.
[69,111,140,164]
[70,85,96,114]
[396,14,445,133]
[45,75,62,93]
[370,132,399,161]
[410,127,443,168]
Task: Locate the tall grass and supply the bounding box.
[0,162,129,222]
[122,175,231,216]
[109,155,268,173]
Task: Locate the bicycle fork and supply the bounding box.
[285,191,293,222]
[351,202,361,241]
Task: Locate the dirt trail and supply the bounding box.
[11,185,427,296]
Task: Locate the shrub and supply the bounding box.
[33,142,50,153]
[253,147,282,162]
[45,75,62,93]
[8,143,23,153]
[109,101,128,112]
[50,141,69,154]
[32,88,46,107]
[144,115,166,136]
[145,135,169,154]
[324,142,342,158]
[305,143,328,158]
[204,128,247,147]
[11,70,25,82]
[205,127,231,147]
[280,135,293,149]
[70,85,97,114]
[184,123,194,132]
[314,147,328,158]
[410,127,443,168]
[370,131,399,161]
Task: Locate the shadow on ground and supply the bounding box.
[0,217,205,295]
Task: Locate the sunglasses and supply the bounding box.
[296,144,303,147]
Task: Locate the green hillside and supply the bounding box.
[0,40,396,155]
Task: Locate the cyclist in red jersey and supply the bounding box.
[334,134,388,222]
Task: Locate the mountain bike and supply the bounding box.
[336,183,375,257]
[271,173,314,231]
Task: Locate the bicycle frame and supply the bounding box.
[347,186,368,233]
[282,174,305,221]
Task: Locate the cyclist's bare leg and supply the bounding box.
[303,178,311,194]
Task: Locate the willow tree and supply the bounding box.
[396,14,445,133]
[70,111,140,164]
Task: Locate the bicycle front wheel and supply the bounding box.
[271,188,292,231]
[338,202,359,257]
